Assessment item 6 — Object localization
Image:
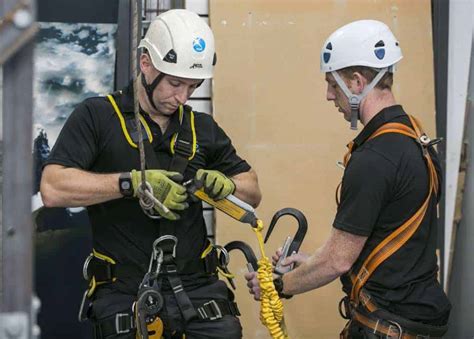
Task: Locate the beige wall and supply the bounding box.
[209,1,435,337]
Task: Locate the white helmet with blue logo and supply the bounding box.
[139,9,216,79]
[320,20,402,73]
[320,20,403,130]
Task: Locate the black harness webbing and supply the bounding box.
[112,94,199,322]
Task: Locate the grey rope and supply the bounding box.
[131,0,168,217]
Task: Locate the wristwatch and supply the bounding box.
[273,276,293,299]
[119,172,133,197]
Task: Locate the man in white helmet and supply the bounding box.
[41,9,261,338]
[246,20,450,338]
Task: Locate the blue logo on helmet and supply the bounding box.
[193,38,206,52]
[374,48,385,60]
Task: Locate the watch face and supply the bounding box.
[119,173,133,197]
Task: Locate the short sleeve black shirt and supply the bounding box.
[46,84,251,292]
[334,105,450,324]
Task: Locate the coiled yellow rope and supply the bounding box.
[253,220,289,339]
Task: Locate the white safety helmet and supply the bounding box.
[320,20,403,130]
[320,20,402,73]
[138,9,216,79]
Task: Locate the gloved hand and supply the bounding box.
[131,169,188,220]
[195,169,235,200]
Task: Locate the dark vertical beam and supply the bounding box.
[115,0,142,90]
[2,41,34,316]
[173,0,185,9]
[431,0,449,285]
[115,0,132,90]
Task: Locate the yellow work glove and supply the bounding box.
[131,170,188,220]
[195,169,235,200]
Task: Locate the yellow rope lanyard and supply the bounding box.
[253,220,289,339]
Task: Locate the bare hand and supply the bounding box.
[244,271,261,301]
[272,248,309,272]
[280,252,309,268]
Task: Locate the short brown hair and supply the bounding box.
[338,66,393,90]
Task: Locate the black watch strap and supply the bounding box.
[273,276,293,299]
[119,172,134,197]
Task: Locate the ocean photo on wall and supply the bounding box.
[32,22,117,339]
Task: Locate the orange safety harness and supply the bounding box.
[337,116,443,339]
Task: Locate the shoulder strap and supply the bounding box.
[348,115,439,308]
[107,94,154,148]
[107,93,160,169]
[108,95,196,174]
[168,105,197,173]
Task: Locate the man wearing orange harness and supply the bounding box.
[246,20,450,338]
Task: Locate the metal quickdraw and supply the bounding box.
[264,208,308,274]
[134,238,166,339]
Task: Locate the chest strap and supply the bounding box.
[107,93,196,173]
[339,115,439,309]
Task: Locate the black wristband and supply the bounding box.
[119,172,133,198]
[273,276,293,299]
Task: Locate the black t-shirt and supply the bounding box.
[46,84,251,293]
[334,105,450,324]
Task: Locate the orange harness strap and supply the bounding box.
[339,116,439,309]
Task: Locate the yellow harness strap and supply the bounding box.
[108,94,197,162]
[253,220,289,339]
[107,94,154,148]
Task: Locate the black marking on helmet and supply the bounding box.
[395,41,399,46]
[326,42,333,50]
[323,52,331,63]
[375,40,385,48]
[163,49,177,63]
[212,53,217,66]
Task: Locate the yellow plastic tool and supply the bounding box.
[185,181,258,227]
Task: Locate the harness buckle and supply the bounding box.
[115,313,133,334]
[198,300,223,321]
[173,138,193,158]
[385,319,403,339]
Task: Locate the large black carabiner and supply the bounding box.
[223,240,259,272]
[264,207,308,256]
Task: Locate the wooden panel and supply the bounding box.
[210,0,434,337]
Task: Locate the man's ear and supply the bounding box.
[351,72,367,94]
[139,53,153,73]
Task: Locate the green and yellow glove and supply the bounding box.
[195,169,235,200]
[131,169,188,220]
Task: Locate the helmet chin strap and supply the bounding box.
[331,67,389,130]
[141,72,166,111]
[140,73,205,111]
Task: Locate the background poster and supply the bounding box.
[33,22,117,145]
[33,22,117,339]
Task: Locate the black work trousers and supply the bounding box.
[90,280,242,339]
